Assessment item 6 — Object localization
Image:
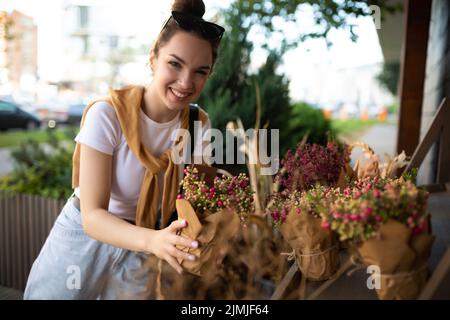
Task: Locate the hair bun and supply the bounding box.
[171,0,205,18]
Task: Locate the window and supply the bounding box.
[78,6,89,29]
[109,35,118,49]
[0,101,16,112]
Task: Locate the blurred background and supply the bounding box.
[2,0,450,300]
[0,0,403,198]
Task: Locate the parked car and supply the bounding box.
[66,103,86,126]
[35,105,69,128]
[36,102,86,128]
[0,99,41,131]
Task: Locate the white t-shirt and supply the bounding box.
[74,101,211,222]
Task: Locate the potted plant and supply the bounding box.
[267,141,351,281]
[319,176,434,299]
[175,165,254,276]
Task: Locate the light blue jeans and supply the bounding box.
[24,194,155,300]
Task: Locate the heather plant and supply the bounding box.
[275,141,350,193]
[179,166,254,221]
[317,176,434,300]
[268,185,341,229]
[319,177,430,242]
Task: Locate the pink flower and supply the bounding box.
[217,200,223,207]
[177,194,183,200]
[295,208,301,214]
[375,215,382,222]
[321,221,331,230]
[271,211,280,221]
[412,226,422,234]
[333,212,342,219]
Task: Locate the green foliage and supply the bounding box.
[402,167,418,184]
[198,0,400,168]
[220,0,402,49]
[286,102,333,153]
[0,128,76,199]
[387,102,399,115]
[0,127,76,148]
[331,118,380,137]
[376,61,400,96]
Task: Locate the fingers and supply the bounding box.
[158,221,200,275]
[165,255,183,275]
[167,219,188,233]
[171,234,199,249]
[168,245,197,262]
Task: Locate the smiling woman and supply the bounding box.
[145,31,214,123]
[23,0,225,300]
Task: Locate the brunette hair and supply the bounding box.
[151,0,221,71]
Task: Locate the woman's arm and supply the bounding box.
[79,144,197,274]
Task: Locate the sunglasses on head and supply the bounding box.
[161,11,225,41]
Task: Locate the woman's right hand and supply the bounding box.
[146,219,198,274]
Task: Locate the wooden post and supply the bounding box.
[404,98,450,186]
[396,0,432,156]
[437,114,450,183]
[419,247,450,300]
[405,99,448,172]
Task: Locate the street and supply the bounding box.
[349,123,398,165]
[0,148,13,178]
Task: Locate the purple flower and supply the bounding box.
[271,211,280,222]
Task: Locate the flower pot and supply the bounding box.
[280,208,340,281]
[357,219,434,299]
[175,199,240,277]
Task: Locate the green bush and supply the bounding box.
[284,102,334,154]
[387,102,399,115]
[0,128,76,199]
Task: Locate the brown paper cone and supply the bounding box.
[357,220,435,300]
[175,199,240,277]
[280,209,340,281]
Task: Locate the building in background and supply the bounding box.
[379,0,450,185]
[0,10,38,95]
[1,0,152,103]
[295,61,393,119]
[60,2,149,96]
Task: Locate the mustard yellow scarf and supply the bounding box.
[72,85,208,229]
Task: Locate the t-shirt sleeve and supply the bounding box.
[74,101,121,155]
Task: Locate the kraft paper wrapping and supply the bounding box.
[280,208,340,281]
[357,220,434,300]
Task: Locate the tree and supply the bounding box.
[376,61,400,96]
[197,0,401,161]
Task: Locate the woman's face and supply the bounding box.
[150,30,213,112]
